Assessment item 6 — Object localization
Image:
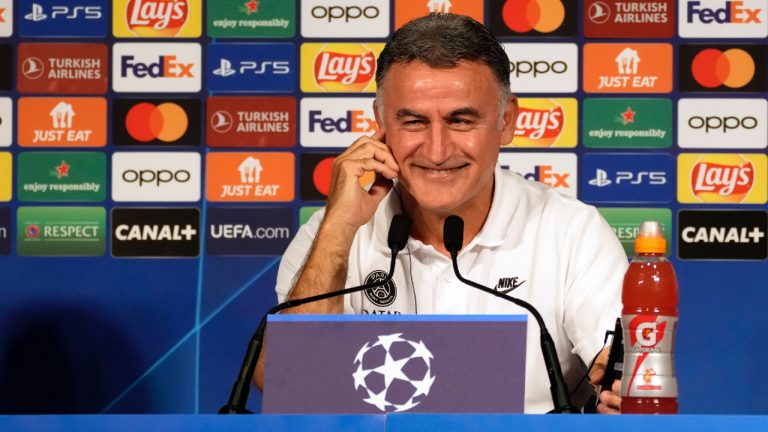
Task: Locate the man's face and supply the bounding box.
[374,61,517,215]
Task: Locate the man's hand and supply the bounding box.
[589,346,622,414]
[325,128,399,232]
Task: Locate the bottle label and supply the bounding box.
[621,314,678,398]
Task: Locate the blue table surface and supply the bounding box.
[1,414,767,432]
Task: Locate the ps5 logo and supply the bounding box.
[24,3,102,22]
[212,58,291,77]
[589,169,667,187]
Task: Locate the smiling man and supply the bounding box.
[257,13,627,414]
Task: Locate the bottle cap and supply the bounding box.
[635,221,666,254]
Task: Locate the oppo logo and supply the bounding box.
[510,60,567,77]
[311,5,379,22]
[122,169,191,186]
[688,115,758,133]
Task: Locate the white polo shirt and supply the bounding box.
[276,165,627,413]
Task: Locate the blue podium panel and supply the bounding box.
[387,414,768,432]
[0,414,385,432]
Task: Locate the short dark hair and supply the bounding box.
[375,13,511,96]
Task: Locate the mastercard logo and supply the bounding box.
[503,0,565,33]
[125,102,188,142]
[691,48,755,89]
[312,157,334,196]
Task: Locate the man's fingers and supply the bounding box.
[597,402,620,415]
[338,143,399,174]
[337,158,398,182]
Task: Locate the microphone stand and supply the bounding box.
[219,214,411,414]
[443,215,580,414]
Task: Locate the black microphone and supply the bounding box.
[443,215,580,414]
[219,213,412,414]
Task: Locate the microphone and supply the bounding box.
[219,213,412,414]
[443,215,580,414]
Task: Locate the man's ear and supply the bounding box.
[373,99,383,130]
[500,96,518,146]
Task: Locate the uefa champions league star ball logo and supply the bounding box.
[352,333,436,412]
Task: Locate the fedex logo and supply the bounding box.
[497,152,577,197]
[308,110,376,133]
[113,43,200,93]
[523,165,570,188]
[687,1,763,23]
[300,98,377,148]
[121,55,193,78]
[680,0,767,37]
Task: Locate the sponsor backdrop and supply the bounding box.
[0,0,767,416]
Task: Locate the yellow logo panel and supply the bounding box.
[113,0,202,38]
[504,98,578,148]
[300,43,384,93]
[0,152,11,202]
[678,153,767,204]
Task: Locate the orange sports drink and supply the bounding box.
[621,221,679,414]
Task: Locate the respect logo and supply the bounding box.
[301,43,383,93]
[490,0,576,36]
[114,0,202,37]
[505,98,577,148]
[678,153,767,204]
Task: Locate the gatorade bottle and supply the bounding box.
[621,221,679,414]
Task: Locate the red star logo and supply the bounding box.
[621,107,636,125]
[55,161,71,179]
[244,0,259,14]
[0,8,6,23]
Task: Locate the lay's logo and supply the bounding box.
[679,154,767,204]
[301,43,384,93]
[505,98,577,148]
[115,0,202,37]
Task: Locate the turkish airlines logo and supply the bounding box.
[588,1,611,23]
[679,153,767,204]
[21,57,44,79]
[18,43,108,94]
[679,44,766,92]
[206,96,295,148]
